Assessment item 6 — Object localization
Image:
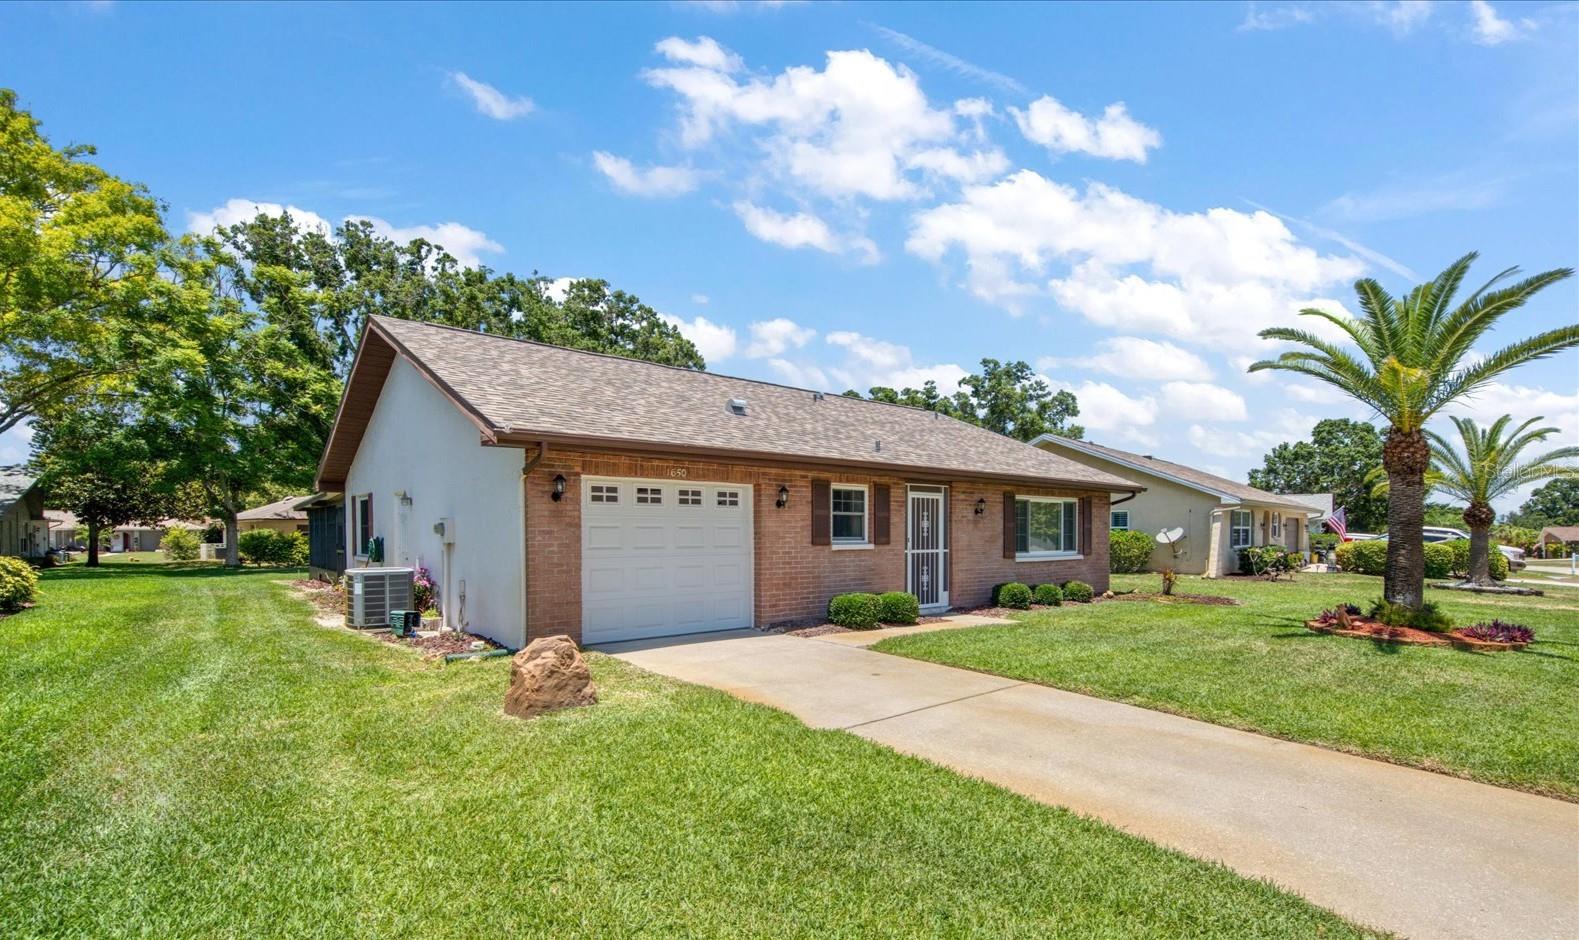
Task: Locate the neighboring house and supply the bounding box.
[296,493,345,581]
[1029,436,1312,577]
[0,467,48,559]
[109,519,206,553]
[1537,526,1579,558]
[43,509,81,551]
[315,316,1142,648]
[237,495,310,535]
[1282,493,1335,535]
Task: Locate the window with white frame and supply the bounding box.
[589,484,619,503]
[1110,509,1130,531]
[677,488,702,506]
[635,486,662,505]
[1230,510,1253,548]
[1016,497,1078,557]
[716,489,740,508]
[831,484,868,544]
[354,494,373,556]
[1272,513,1281,539]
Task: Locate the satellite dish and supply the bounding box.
[1156,527,1186,545]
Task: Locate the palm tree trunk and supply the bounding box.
[1464,502,1495,585]
[1383,428,1429,608]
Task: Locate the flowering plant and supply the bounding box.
[413,566,438,614]
[1461,620,1533,644]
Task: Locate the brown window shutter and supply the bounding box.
[1002,491,1017,559]
[1079,496,1092,555]
[872,484,890,545]
[811,480,831,545]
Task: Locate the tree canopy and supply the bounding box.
[1510,477,1579,529]
[844,359,1083,442]
[1249,419,1387,532]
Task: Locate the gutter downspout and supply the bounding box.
[1110,491,1139,508]
[519,442,548,649]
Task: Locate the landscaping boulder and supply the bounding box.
[503,635,597,720]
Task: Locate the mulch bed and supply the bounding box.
[384,630,502,659]
[1305,617,1528,652]
[776,615,949,638]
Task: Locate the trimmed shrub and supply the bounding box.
[0,556,40,613]
[878,591,920,625]
[1032,583,1063,606]
[1334,539,1387,575]
[1109,529,1154,573]
[161,527,201,561]
[997,582,1033,609]
[238,530,309,566]
[1061,580,1095,603]
[828,592,882,629]
[1422,542,1453,580]
[1368,598,1453,632]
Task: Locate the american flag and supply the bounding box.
[1325,506,1348,540]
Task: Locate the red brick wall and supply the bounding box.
[524,448,1111,643]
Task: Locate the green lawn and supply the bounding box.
[0,563,1372,938]
[876,573,1579,800]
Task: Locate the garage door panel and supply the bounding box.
[581,479,753,644]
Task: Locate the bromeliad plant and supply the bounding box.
[1461,620,1534,644]
[1250,253,1578,611]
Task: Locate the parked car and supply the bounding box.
[1421,526,1527,570]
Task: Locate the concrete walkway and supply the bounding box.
[603,630,1579,940]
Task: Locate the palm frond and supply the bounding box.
[1426,323,1579,418]
[1427,268,1575,379]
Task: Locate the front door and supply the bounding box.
[906,487,949,610]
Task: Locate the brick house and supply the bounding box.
[316,316,1142,648]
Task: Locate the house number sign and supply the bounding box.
[667,468,688,478]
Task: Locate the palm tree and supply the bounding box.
[1249,253,1577,608]
[1428,416,1578,584]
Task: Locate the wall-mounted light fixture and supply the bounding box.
[776,485,790,508]
[974,497,986,515]
[551,474,567,502]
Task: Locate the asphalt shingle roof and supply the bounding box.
[0,466,37,515]
[1037,437,1313,511]
[363,316,1140,491]
[238,495,310,521]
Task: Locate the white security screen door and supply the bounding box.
[906,486,948,610]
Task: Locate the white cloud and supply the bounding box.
[743,317,816,357]
[1322,170,1511,222]
[0,423,34,464]
[1239,2,1316,31]
[1160,381,1249,421]
[691,293,710,305]
[1045,378,1160,443]
[1044,337,1214,382]
[448,71,535,121]
[907,170,1363,342]
[905,147,1009,184]
[764,357,831,389]
[592,151,701,197]
[348,217,503,268]
[655,35,744,71]
[1369,0,1434,34]
[1010,96,1161,163]
[644,41,963,201]
[187,198,331,236]
[732,201,879,263]
[661,313,738,362]
[541,276,576,304]
[1187,409,1317,457]
[1468,0,1532,44]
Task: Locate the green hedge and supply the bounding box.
[0,557,39,613]
[1442,539,1508,581]
[877,591,920,625]
[1332,539,1464,580]
[1109,529,1154,573]
[238,530,309,566]
[1062,580,1095,603]
[1032,583,1063,606]
[828,592,882,629]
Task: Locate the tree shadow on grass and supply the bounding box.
[42,564,305,582]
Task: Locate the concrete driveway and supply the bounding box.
[603,630,1579,940]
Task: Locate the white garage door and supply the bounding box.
[581,478,754,644]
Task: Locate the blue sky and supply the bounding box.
[3,0,1577,509]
